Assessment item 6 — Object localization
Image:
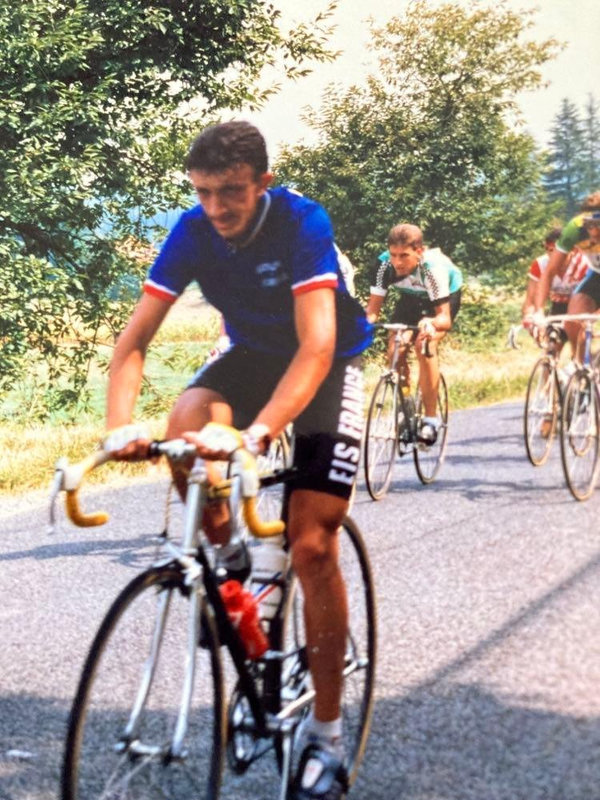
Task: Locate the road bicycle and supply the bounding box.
[363,323,449,500]
[512,316,571,466]
[50,432,376,800]
[559,314,600,501]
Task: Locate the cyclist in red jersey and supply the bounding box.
[535,192,600,360]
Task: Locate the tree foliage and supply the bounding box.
[275,0,560,297]
[0,0,337,402]
[582,95,600,194]
[544,98,588,216]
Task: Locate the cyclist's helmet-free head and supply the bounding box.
[581,191,600,228]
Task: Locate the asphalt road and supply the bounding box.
[1,401,599,799]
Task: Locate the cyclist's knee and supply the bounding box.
[287,492,346,577]
[166,387,231,437]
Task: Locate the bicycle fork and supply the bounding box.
[117,572,203,763]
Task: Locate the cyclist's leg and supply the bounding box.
[415,333,443,417]
[389,297,416,384]
[417,290,460,424]
[166,346,285,543]
[565,273,600,360]
[287,489,348,724]
[287,357,364,797]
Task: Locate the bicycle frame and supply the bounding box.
[160,460,310,766]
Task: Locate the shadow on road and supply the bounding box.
[356,682,600,799]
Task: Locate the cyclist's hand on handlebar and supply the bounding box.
[102,423,152,461]
[182,422,271,460]
[417,318,436,339]
[182,422,244,461]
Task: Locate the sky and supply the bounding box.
[245,0,600,159]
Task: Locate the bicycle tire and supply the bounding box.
[62,565,225,800]
[364,374,398,500]
[559,369,600,501]
[524,356,558,466]
[414,372,449,484]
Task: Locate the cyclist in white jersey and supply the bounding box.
[366,223,462,445]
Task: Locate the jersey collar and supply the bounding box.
[227,192,271,252]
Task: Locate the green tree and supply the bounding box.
[0,0,337,405]
[582,94,600,194]
[544,98,587,216]
[275,0,559,296]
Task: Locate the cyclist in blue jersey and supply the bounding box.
[365,223,462,445]
[103,120,372,800]
[535,191,600,361]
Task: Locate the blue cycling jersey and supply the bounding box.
[145,186,373,358]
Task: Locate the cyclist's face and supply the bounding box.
[389,244,423,275]
[189,164,272,242]
[588,224,600,244]
[544,240,556,253]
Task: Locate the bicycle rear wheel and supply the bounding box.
[560,369,600,501]
[338,517,377,785]
[255,432,291,521]
[524,356,558,466]
[62,566,225,800]
[364,374,397,500]
[414,373,449,484]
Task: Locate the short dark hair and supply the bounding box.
[544,227,562,244]
[581,191,600,211]
[185,120,269,177]
[388,223,423,249]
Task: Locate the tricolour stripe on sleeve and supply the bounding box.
[291,273,338,296]
[143,279,179,303]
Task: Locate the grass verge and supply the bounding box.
[1,315,541,497]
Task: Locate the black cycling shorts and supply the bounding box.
[187,346,364,500]
[391,289,462,327]
[574,270,600,306]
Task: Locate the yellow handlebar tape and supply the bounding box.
[65,490,109,528]
[243,497,285,538]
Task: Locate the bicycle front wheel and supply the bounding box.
[414,373,449,484]
[524,356,558,466]
[364,374,398,500]
[560,369,600,501]
[62,566,225,800]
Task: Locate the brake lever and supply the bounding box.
[48,464,66,534]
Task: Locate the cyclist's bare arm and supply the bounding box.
[365,293,384,324]
[251,287,336,439]
[417,299,452,346]
[534,248,567,312]
[522,277,537,318]
[106,293,172,454]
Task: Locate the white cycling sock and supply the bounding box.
[423,415,440,428]
[305,713,344,758]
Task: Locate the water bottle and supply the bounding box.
[219,580,268,659]
[249,535,289,621]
